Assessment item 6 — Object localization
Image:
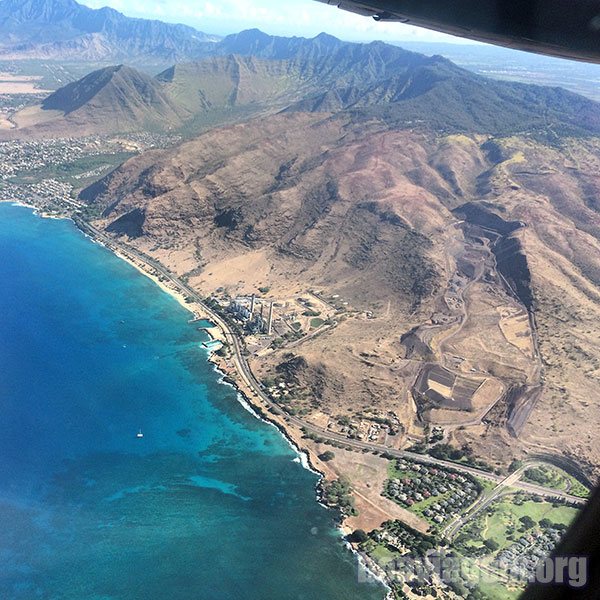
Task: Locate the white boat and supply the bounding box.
[136,429,144,438]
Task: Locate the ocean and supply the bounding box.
[0,204,384,600]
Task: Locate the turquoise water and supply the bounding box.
[0,204,384,600]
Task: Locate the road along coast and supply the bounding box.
[71,214,401,595]
[73,217,588,493]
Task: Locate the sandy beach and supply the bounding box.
[97,228,405,599]
[0,202,396,596]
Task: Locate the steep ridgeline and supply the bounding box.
[206,30,600,136]
[7,28,600,139]
[154,56,310,117]
[0,0,218,61]
[9,65,185,137]
[80,112,443,313]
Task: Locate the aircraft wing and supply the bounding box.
[315,0,600,63]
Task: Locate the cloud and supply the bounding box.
[82,0,473,43]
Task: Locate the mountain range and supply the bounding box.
[5,28,600,139]
[81,107,600,476]
[0,0,218,61]
[66,29,600,478]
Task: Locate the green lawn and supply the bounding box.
[465,495,579,552]
[473,573,522,600]
[455,496,580,600]
[310,317,325,329]
[568,479,591,498]
[479,478,496,493]
[523,465,590,498]
[368,543,398,567]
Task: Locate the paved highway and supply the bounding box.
[444,464,537,539]
[76,218,588,510]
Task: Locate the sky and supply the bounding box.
[83,0,476,43]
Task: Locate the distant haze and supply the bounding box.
[81,0,477,43]
[397,41,600,102]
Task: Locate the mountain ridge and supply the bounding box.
[8,64,184,136]
[6,28,600,139]
[78,111,600,477]
[0,0,218,61]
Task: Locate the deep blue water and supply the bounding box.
[0,204,383,600]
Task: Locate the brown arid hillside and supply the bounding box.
[82,111,600,480]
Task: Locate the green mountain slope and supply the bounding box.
[8,65,184,136]
[6,29,600,139]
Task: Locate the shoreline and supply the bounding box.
[5,200,71,221]
[90,229,395,597]
[5,201,392,597]
[72,220,327,472]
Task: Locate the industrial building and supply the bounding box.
[228,295,274,335]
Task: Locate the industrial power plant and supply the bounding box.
[228,294,274,335]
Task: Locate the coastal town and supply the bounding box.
[0,133,180,210]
